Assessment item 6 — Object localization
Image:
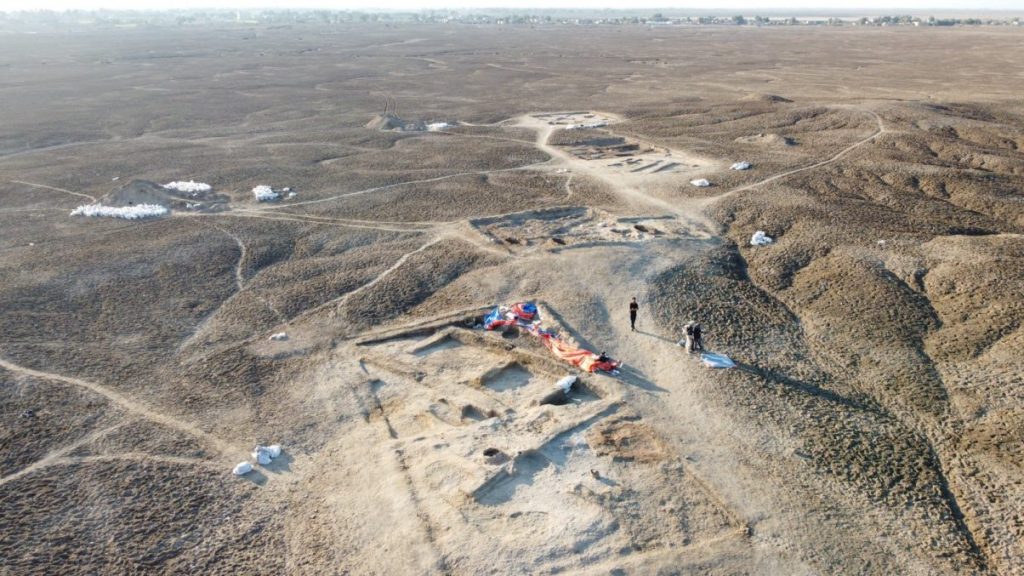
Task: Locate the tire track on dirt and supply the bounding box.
[715,108,885,200]
[178,224,287,352]
[231,209,439,231]
[211,223,286,322]
[0,356,239,459]
[0,422,126,488]
[179,210,430,234]
[248,159,552,213]
[519,115,716,237]
[10,180,97,202]
[212,224,247,292]
[287,236,446,326]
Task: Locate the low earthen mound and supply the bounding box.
[741,93,794,104]
[735,132,798,146]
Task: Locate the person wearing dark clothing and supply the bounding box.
[629,297,639,331]
[597,351,610,363]
[692,324,703,351]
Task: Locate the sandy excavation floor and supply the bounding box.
[2,21,1024,575]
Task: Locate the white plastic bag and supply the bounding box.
[750,231,774,246]
[555,375,577,394]
[252,446,272,465]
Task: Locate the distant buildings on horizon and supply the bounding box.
[1,8,1020,28]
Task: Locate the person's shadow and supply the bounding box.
[635,329,677,344]
[614,364,668,393]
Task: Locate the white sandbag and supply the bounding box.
[253,185,279,202]
[555,375,577,394]
[750,230,774,246]
[252,446,272,465]
[730,161,752,170]
[70,203,169,220]
[690,179,711,187]
[266,444,282,459]
[232,461,253,475]
[701,353,736,369]
[269,332,288,341]
[163,180,211,193]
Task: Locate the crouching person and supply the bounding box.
[678,321,696,353]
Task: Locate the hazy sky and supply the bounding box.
[5,0,1023,10]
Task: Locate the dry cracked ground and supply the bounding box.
[1,22,1023,575]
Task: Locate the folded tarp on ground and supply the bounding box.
[701,352,736,369]
[537,332,620,373]
[484,301,539,330]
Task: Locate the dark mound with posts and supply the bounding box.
[103,180,230,212]
[365,112,424,131]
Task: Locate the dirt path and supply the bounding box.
[178,224,288,351]
[715,108,885,201]
[0,356,240,459]
[288,236,446,326]
[466,108,908,569]
[248,159,552,213]
[178,210,431,234]
[0,422,127,488]
[516,114,717,237]
[212,225,247,292]
[10,180,98,202]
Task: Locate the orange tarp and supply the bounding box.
[540,334,602,373]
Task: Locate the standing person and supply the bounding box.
[629,297,639,332]
[681,321,695,353]
[692,323,703,352]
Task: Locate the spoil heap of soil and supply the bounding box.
[735,133,798,146]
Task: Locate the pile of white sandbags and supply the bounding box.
[71,203,169,220]
[163,180,211,193]
[232,443,284,476]
[252,185,280,202]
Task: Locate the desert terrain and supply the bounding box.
[1,20,1023,575]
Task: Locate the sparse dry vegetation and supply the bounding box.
[1,20,1023,576]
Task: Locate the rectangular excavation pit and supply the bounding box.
[478,362,534,392]
[409,331,464,357]
[472,450,553,506]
